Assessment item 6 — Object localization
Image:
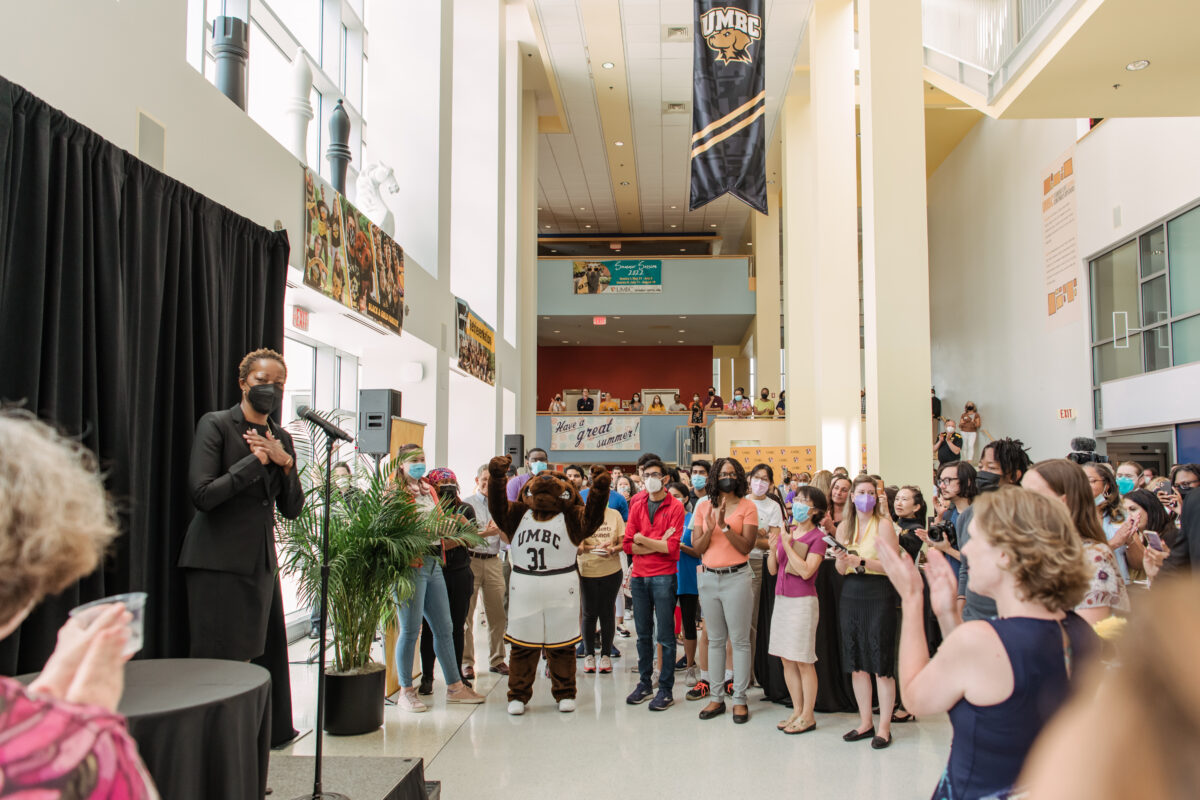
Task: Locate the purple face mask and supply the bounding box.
[853,494,877,514]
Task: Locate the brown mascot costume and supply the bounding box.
[487,456,610,714]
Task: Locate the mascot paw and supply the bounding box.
[489,455,512,476]
[589,465,612,492]
[507,700,526,716]
[558,698,576,713]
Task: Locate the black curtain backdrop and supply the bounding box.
[0,76,289,674]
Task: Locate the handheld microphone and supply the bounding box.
[296,405,354,442]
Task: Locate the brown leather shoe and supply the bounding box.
[490,662,510,675]
[463,665,476,680]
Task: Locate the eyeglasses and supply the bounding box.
[1175,480,1198,490]
[938,477,960,485]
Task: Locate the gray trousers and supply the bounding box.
[697,565,754,704]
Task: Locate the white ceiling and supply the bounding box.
[533,0,812,251]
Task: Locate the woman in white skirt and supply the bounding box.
[767,485,829,734]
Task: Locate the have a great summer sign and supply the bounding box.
[551,416,642,451]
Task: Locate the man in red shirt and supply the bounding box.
[622,459,684,711]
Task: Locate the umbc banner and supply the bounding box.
[689,0,767,214]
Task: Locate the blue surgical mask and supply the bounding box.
[734,394,743,402]
[792,503,811,523]
[1116,476,1136,495]
[1094,493,1106,507]
[691,474,707,491]
[406,462,427,479]
[530,461,548,474]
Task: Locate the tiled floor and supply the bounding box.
[282,625,951,799]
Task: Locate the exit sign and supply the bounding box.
[292,305,310,331]
[593,316,607,325]
[1058,408,1076,420]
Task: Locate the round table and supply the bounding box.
[21,659,270,800]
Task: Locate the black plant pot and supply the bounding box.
[324,666,385,735]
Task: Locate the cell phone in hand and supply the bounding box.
[822,534,847,552]
[1144,531,1165,552]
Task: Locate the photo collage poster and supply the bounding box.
[302,167,404,333]
[454,297,496,385]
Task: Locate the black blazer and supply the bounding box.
[178,404,304,576]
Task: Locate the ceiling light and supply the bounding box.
[617,330,624,333]
[553,329,560,333]
[1125,59,1150,71]
[537,206,543,211]
[544,225,551,229]
[551,249,558,253]
[670,205,677,209]
[680,316,687,319]
[561,340,569,343]
[680,248,686,252]
[613,316,621,319]
[746,242,753,246]
[579,207,586,211]
[670,224,677,228]
[542,316,550,319]
[585,224,592,228]
[710,224,717,228]
[677,340,685,343]
[602,62,615,69]
[614,141,624,147]
[620,181,630,186]
[678,329,685,333]
[620,340,626,344]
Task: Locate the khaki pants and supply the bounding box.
[464,554,508,668]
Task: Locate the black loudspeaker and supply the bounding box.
[357,389,403,455]
[504,434,525,466]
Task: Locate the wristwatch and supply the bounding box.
[853,558,866,575]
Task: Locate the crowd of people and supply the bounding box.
[547,386,786,418]
[4,380,1200,799]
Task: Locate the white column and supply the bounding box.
[781,86,819,450]
[753,190,782,398]
[859,0,934,483]
[810,0,861,470]
[518,90,539,441]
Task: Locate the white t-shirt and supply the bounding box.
[749,496,784,557]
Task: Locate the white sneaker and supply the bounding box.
[397,689,427,713]
[623,609,633,621]
[599,655,613,674]
[507,700,526,716]
[685,665,700,687]
[584,655,596,673]
[558,698,576,713]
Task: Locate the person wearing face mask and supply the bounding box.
[418,469,477,694]
[957,439,1031,622]
[776,390,786,416]
[689,394,707,453]
[1161,463,1200,576]
[668,392,689,412]
[747,464,786,686]
[390,446,485,711]
[934,421,963,468]
[704,385,725,412]
[1115,460,1143,495]
[1084,463,1134,583]
[548,393,566,413]
[690,458,759,723]
[179,348,304,747]
[724,387,754,418]
[958,402,982,463]
[754,388,775,416]
[506,447,550,501]
[833,474,902,749]
[767,485,829,734]
[629,393,645,413]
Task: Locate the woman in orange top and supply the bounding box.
[690,457,759,724]
[833,473,901,749]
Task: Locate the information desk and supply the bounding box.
[20,659,271,800]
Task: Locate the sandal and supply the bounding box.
[783,719,816,735]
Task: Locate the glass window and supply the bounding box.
[282,337,316,423]
[1143,324,1171,372]
[1089,240,1139,343]
[1173,315,1200,367]
[269,0,322,58]
[1139,226,1166,277]
[1141,275,1170,328]
[1092,335,1143,384]
[338,355,358,411]
[246,19,294,149]
[1168,205,1200,317]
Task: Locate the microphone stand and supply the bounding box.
[293,427,350,800]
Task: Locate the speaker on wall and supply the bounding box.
[504,434,525,467]
[358,389,403,455]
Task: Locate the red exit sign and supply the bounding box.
[593,316,607,325]
[292,305,310,331]
[1058,408,1076,420]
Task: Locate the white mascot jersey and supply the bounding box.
[505,509,582,648]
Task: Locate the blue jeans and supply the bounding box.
[631,574,677,693]
[394,559,460,688]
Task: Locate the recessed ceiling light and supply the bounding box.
[680,248,686,252]
[747,242,753,246]
[677,340,685,343]
[613,316,621,319]
[1126,59,1150,71]
[620,340,626,343]
[584,224,592,228]
[614,141,624,147]
[620,181,630,186]
[710,224,717,228]
[670,224,677,228]
[602,62,615,69]
[544,225,551,229]
[678,329,685,333]
[561,340,569,343]
[579,207,586,211]
[670,205,677,209]
[617,330,624,333]
[542,316,550,319]
[551,249,558,253]
[537,206,543,211]
[553,329,560,333]
[680,316,687,319]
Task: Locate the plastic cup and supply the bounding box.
[68,592,147,656]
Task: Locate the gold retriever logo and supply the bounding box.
[700,7,762,65]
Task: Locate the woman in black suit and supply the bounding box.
[178,348,304,747]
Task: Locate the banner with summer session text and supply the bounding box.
[572,260,662,294]
[455,297,496,385]
[551,416,642,451]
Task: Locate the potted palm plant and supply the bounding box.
[276,415,482,735]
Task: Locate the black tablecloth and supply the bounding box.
[22,659,270,800]
[754,559,855,713]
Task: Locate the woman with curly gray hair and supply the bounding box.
[0,411,157,797]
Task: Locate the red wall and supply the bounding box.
[537,346,713,408]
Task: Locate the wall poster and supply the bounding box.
[572,259,663,294]
[730,445,816,476]
[455,297,496,385]
[302,167,405,333]
[1042,147,1080,329]
[551,416,642,451]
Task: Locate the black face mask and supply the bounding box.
[246,384,281,415]
[717,477,737,494]
[976,470,1002,492]
[437,485,458,501]
[1178,485,1195,499]
[761,392,769,399]
[708,390,715,396]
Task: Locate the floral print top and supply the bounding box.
[1077,542,1130,614]
[0,677,157,798]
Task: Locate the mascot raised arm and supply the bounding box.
[488,455,610,715]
